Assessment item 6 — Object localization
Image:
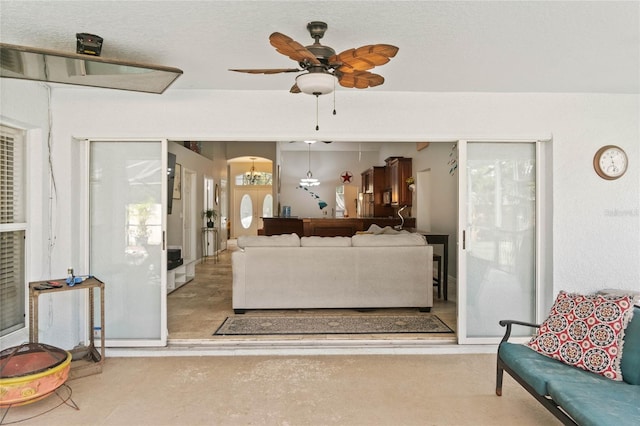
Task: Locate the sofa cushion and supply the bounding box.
[621,307,640,384]
[527,291,635,381]
[301,236,352,247]
[499,342,607,395]
[237,233,300,248]
[351,233,426,247]
[547,377,640,426]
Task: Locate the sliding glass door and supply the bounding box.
[458,140,540,344]
[89,140,167,346]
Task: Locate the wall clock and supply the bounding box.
[593,145,628,180]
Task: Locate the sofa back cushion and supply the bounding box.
[621,306,640,384]
[237,233,300,248]
[351,233,427,247]
[301,236,352,247]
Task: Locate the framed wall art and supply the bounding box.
[173,163,182,199]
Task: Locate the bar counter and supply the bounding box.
[262,216,416,237]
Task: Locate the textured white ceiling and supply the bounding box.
[1,0,638,94]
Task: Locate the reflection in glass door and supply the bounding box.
[458,141,537,344]
[89,140,167,346]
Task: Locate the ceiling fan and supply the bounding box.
[229,21,398,96]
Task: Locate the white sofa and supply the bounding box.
[232,232,433,313]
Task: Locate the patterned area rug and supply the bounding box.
[214,314,454,335]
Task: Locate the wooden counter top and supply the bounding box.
[262,217,416,237]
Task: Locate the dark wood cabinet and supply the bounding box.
[386,157,412,206]
[360,166,392,217]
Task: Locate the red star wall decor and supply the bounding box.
[341,171,353,183]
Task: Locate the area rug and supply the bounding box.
[214,314,454,335]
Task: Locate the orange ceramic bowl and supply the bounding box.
[0,345,72,407]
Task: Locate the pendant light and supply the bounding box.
[299,141,320,187]
[245,157,258,185]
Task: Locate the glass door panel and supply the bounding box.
[240,194,253,229]
[262,194,273,218]
[233,186,272,238]
[89,140,167,346]
[458,141,536,343]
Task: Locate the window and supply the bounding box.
[234,172,272,186]
[0,125,26,337]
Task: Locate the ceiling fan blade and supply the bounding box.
[290,83,301,94]
[269,32,321,66]
[331,44,399,73]
[229,68,301,74]
[338,70,385,89]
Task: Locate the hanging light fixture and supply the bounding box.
[295,68,337,131]
[295,71,336,96]
[245,157,258,185]
[299,141,320,187]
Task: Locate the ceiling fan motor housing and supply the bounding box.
[307,21,328,40]
[303,22,335,66]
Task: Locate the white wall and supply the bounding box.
[0,79,84,349]
[2,81,638,348]
[280,148,379,218]
[50,88,638,293]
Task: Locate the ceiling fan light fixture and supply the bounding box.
[296,72,336,95]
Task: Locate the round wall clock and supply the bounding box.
[593,145,628,180]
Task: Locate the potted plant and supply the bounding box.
[405,176,416,192]
[202,208,217,228]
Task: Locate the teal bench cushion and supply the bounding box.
[621,306,640,385]
[547,378,640,426]
[499,342,609,395]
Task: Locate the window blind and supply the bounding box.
[0,125,26,337]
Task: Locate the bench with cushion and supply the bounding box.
[496,291,640,426]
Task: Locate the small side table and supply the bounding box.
[29,277,105,379]
[201,227,219,262]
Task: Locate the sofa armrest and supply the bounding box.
[498,320,540,344]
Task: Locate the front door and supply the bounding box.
[233,186,272,237]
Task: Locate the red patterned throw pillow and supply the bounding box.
[527,291,635,381]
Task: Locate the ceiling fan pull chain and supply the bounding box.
[315,94,320,131]
[333,79,337,115]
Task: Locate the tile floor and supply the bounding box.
[167,240,458,343]
[2,354,560,425]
